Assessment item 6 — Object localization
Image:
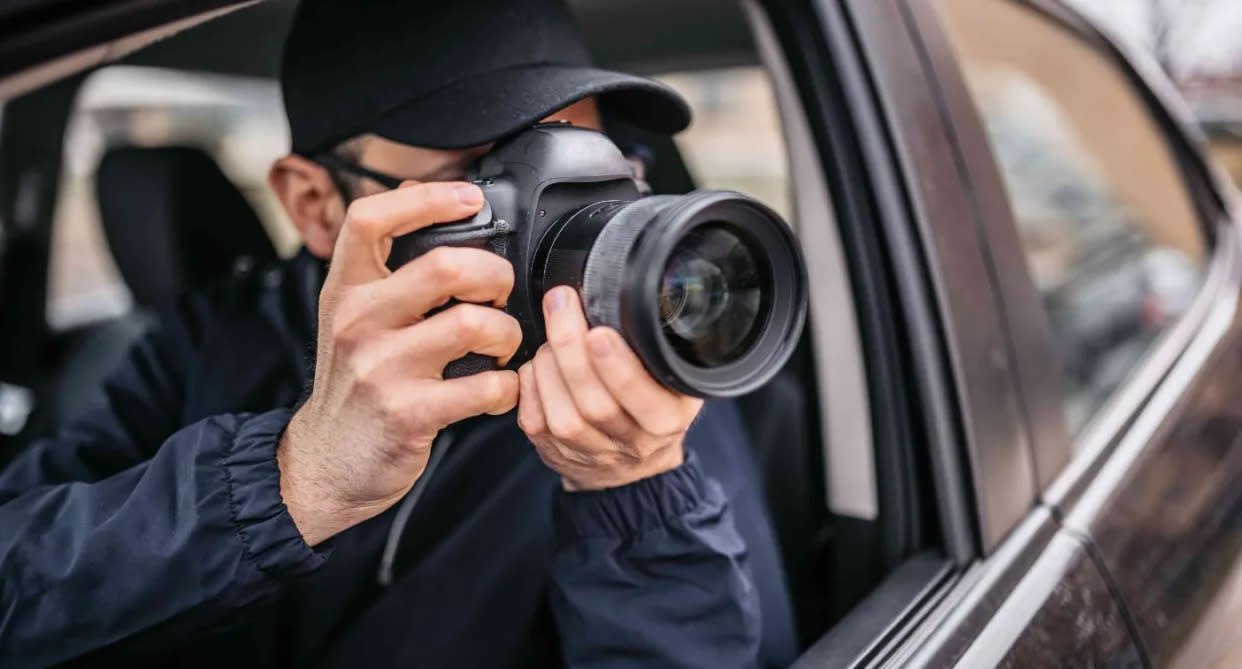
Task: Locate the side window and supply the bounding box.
[935,0,1209,435]
[48,66,297,331]
[654,67,792,221]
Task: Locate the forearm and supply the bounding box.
[0,410,323,666]
[550,454,762,669]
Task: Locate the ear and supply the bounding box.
[268,155,346,259]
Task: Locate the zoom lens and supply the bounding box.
[535,190,807,398]
[659,225,768,367]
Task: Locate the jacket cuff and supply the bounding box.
[554,452,724,540]
[220,408,327,575]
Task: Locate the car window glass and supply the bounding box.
[48,66,296,330]
[655,67,791,221]
[935,0,1208,436]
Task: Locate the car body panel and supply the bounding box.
[841,0,1037,556]
[957,533,1144,667]
[1062,232,1242,665]
[890,0,1242,667]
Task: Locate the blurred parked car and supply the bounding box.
[2,0,1241,666]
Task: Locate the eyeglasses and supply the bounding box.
[313,153,406,190]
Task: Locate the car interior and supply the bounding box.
[0,0,941,654]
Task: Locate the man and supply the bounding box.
[0,0,796,667]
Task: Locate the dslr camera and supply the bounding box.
[389,123,807,398]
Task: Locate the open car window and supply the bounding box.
[47,65,295,330]
[655,66,791,221]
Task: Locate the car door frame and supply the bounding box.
[897,0,1242,666]
[752,0,1075,664]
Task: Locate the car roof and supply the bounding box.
[1,0,755,100]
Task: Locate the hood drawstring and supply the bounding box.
[377,429,454,586]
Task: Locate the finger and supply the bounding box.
[423,370,520,425]
[532,345,615,452]
[329,181,485,286]
[354,246,515,328]
[542,287,640,441]
[391,303,523,374]
[585,327,700,437]
[516,362,546,438]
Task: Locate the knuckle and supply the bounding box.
[548,413,588,442]
[581,398,621,426]
[354,372,389,405]
[632,439,661,460]
[346,350,381,383]
[648,416,683,438]
[518,410,545,436]
[546,327,577,350]
[422,247,463,283]
[453,306,486,340]
[481,372,509,404]
[375,388,409,425]
[609,363,639,390]
[330,318,365,353]
[503,321,523,352]
[344,200,380,229]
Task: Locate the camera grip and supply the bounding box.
[388,201,511,380]
[443,351,500,378]
[420,297,504,378]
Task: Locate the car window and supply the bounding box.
[935,0,1209,436]
[654,67,791,221]
[47,66,296,330]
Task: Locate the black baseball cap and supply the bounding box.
[280,0,693,156]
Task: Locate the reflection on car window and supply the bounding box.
[48,66,296,330]
[655,67,791,221]
[936,0,1208,435]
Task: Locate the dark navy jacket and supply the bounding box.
[0,252,796,668]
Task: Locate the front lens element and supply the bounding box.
[659,224,767,367]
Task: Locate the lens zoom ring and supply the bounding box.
[580,196,678,331]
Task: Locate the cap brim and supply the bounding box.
[368,64,691,150]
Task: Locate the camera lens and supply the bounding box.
[658,225,767,367]
[534,190,807,398]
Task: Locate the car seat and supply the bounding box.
[51,146,277,424]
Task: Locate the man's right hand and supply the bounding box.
[277,182,521,546]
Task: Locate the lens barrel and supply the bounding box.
[535,190,807,398]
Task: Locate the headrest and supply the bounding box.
[95,146,278,308]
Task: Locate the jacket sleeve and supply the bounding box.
[550,453,762,669]
[0,298,323,667]
[0,409,323,667]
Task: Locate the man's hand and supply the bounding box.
[517,286,703,491]
[278,182,522,546]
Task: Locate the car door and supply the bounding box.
[898,0,1242,666]
[756,0,1242,665]
[753,0,1067,664]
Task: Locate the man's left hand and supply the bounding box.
[517,286,703,490]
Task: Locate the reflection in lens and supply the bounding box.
[659,224,767,367]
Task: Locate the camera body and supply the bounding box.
[388,124,807,398]
[389,124,641,372]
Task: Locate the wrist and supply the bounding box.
[560,440,685,492]
[276,412,360,546]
